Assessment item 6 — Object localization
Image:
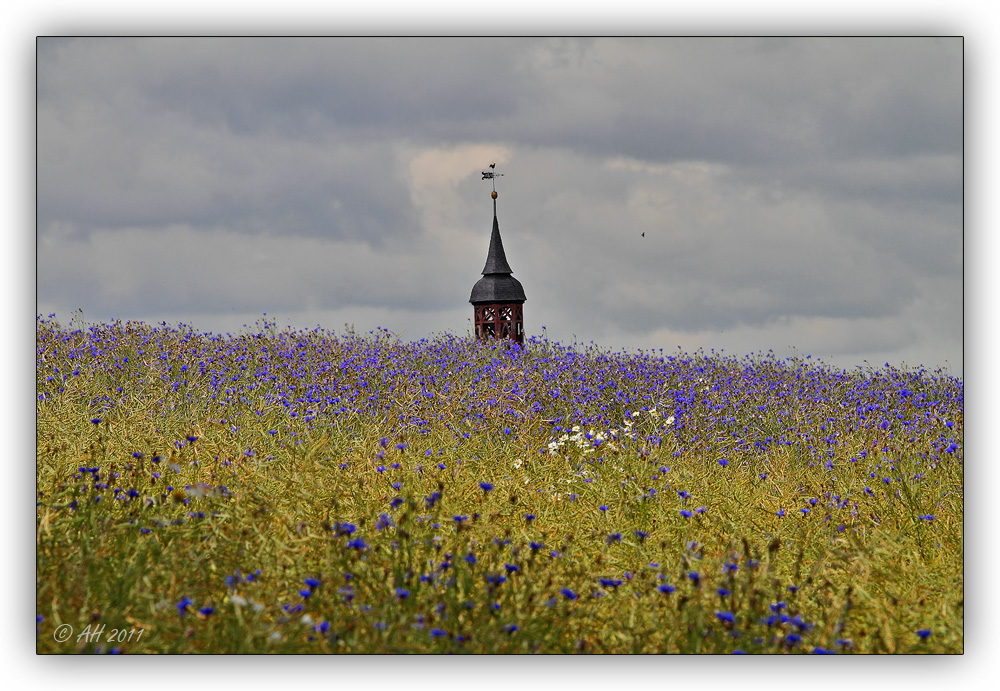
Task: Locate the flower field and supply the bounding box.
[35,316,964,653]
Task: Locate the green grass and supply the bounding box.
[35,318,963,653]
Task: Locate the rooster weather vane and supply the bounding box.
[482,162,503,196]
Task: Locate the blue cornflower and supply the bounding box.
[658,584,676,594]
[380,438,389,448]
[479,482,494,492]
[599,578,623,589]
[680,509,693,518]
[91,418,102,425]
[376,465,386,473]
[529,541,544,551]
[430,628,447,638]
[199,606,214,616]
[917,629,932,640]
[791,615,810,632]
[304,577,321,589]
[560,588,578,600]
[524,513,536,522]
[425,491,441,508]
[504,564,519,573]
[715,611,735,624]
[376,513,394,530]
[688,572,700,584]
[718,458,728,467]
[800,508,810,515]
[132,451,144,459]
[606,532,623,545]
[452,515,468,523]
[599,505,609,512]
[464,552,477,564]
[346,537,367,550]
[776,509,786,517]
[504,624,518,634]
[635,530,649,540]
[395,588,409,599]
[396,443,407,451]
[176,597,193,615]
[389,497,404,508]
[717,588,731,597]
[813,647,835,654]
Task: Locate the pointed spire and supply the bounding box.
[470,182,525,306]
[481,213,514,275]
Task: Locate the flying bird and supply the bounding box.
[641,232,645,238]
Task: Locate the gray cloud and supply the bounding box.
[36,37,963,371]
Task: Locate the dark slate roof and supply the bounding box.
[470,273,526,304]
[470,212,526,305]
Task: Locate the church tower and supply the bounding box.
[470,164,526,344]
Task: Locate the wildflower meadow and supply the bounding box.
[35,315,963,653]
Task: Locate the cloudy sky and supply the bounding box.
[36,36,963,371]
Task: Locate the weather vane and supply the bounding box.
[482,162,503,198]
